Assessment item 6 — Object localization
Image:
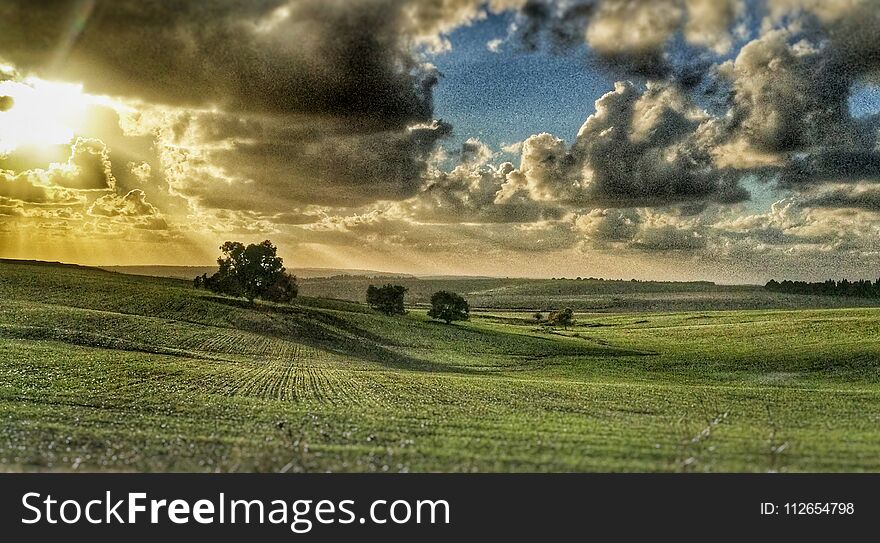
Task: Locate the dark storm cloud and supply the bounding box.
[799,186,880,212]
[515,0,596,53]
[713,21,880,197]
[4,2,477,220]
[158,109,452,211]
[210,119,452,207]
[721,28,853,155]
[171,118,451,213]
[510,0,741,82]
[769,1,880,81]
[0,0,487,213]
[0,0,443,126]
[630,223,707,252]
[778,149,880,188]
[569,82,748,207]
[707,3,880,164]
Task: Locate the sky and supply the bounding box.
[433,12,615,153]
[2,0,880,283]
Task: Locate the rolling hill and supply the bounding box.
[2,259,880,472]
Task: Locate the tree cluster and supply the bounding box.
[366,284,408,315]
[548,308,574,328]
[194,240,297,303]
[765,279,880,298]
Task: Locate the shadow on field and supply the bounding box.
[204,296,480,375]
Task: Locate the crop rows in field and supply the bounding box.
[176,327,314,360]
[223,359,369,405]
[169,327,385,405]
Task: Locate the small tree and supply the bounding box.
[533,311,544,324]
[549,307,574,329]
[427,290,469,324]
[366,284,407,315]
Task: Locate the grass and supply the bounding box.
[299,275,880,312]
[1,260,880,472]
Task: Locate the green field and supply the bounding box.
[299,275,880,312]
[2,260,880,472]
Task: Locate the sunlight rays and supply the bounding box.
[0,78,90,153]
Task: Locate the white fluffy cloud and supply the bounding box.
[495,81,749,208]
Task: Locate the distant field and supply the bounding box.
[299,276,880,312]
[2,261,880,472]
[98,265,414,280]
[91,263,880,312]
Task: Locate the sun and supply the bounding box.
[0,77,92,154]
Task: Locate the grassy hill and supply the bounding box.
[2,260,880,471]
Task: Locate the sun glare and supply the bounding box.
[0,77,92,154]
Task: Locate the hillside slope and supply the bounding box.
[2,260,880,472]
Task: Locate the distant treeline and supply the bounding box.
[765,279,880,298]
[303,275,717,285]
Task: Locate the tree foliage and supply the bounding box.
[194,240,297,303]
[427,290,469,324]
[548,307,574,328]
[766,278,880,298]
[366,284,407,315]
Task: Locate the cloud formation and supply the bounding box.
[0,138,113,202]
[575,208,641,243]
[0,171,78,205]
[720,29,850,155]
[397,153,565,224]
[509,0,742,81]
[88,189,167,230]
[46,138,115,191]
[0,129,170,243]
[3,0,880,279]
[134,108,452,214]
[495,81,749,209]
[0,0,463,219]
[0,1,438,124]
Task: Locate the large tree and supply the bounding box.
[201,240,297,303]
[427,290,469,324]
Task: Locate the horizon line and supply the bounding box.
[0,257,760,285]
